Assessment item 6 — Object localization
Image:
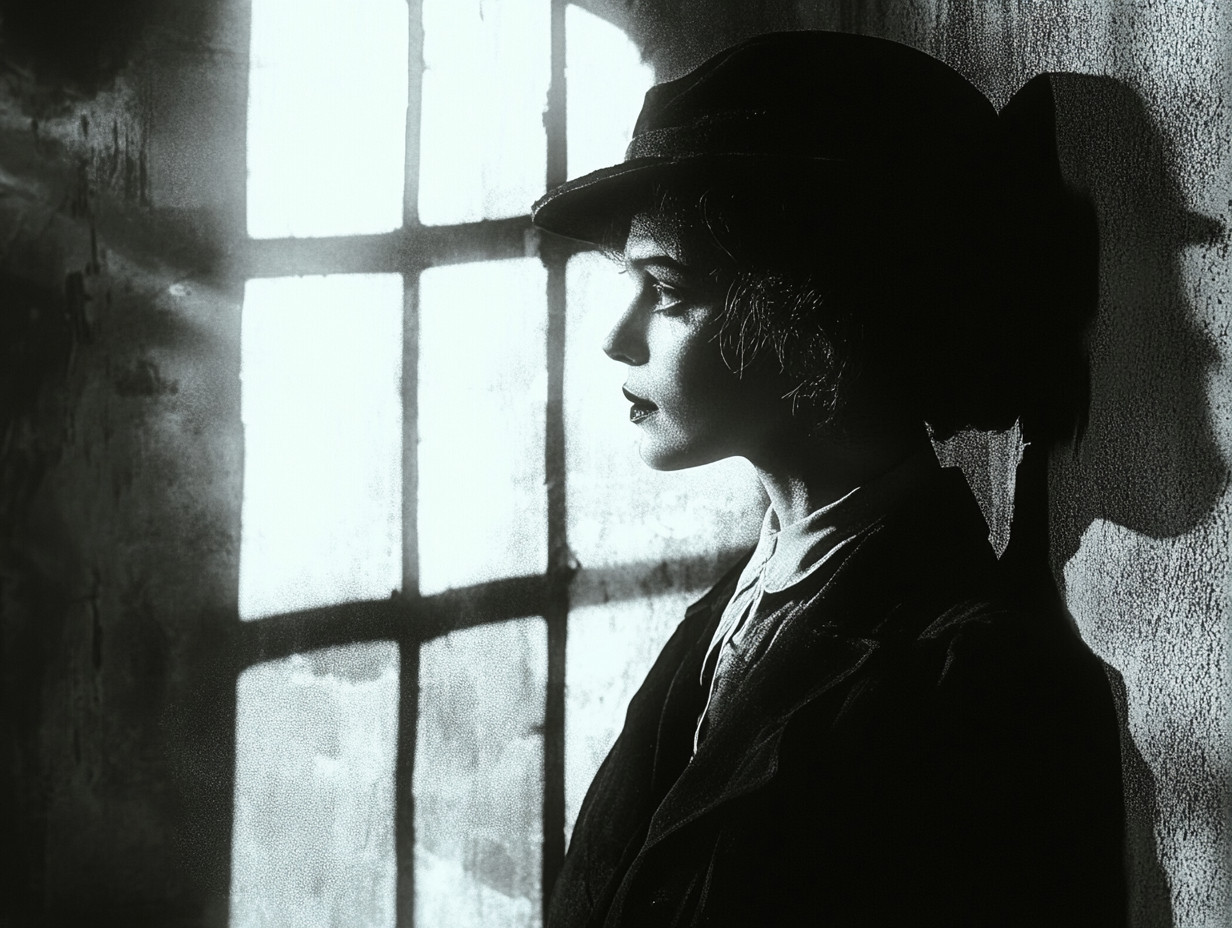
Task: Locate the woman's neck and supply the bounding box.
[750,423,934,525]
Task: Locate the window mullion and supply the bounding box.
[239,218,546,280]
[396,254,421,928]
[542,0,570,913]
[404,0,425,228]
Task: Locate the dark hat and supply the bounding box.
[531,31,1000,245]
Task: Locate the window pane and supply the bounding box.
[247,0,408,237]
[565,6,654,179]
[564,252,764,571]
[417,260,548,595]
[565,582,709,839]
[418,0,550,225]
[240,274,403,620]
[415,619,546,928]
[230,642,400,928]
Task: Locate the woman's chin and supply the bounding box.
[639,450,689,471]
[637,436,725,472]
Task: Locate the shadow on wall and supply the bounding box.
[0,0,158,99]
[0,127,242,925]
[1046,73,1226,570]
[1054,73,1225,928]
[1003,73,1225,928]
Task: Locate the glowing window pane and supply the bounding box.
[247,0,408,237]
[240,274,403,620]
[418,0,550,225]
[565,584,705,839]
[417,260,547,595]
[230,642,400,928]
[566,6,654,179]
[415,619,546,928]
[563,252,764,571]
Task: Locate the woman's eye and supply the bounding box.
[650,281,686,314]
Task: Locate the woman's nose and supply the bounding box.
[602,302,649,365]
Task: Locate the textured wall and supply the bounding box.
[0,1,248,924]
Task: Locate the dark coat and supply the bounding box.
[549,469,1126,928]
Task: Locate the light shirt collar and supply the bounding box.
[694,448,943,755]
[750,448,942,595]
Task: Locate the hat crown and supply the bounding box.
[631,32,997,165]
[532,31,1002,244]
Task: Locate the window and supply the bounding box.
[229,3,763,927]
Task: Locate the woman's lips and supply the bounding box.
[622,387,658,423]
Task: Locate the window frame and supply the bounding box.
[233,0,598,922]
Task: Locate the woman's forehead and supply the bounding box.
[623,208,711,271]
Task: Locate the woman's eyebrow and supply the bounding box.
[625,254,691,276]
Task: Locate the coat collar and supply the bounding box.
[641,466,996,851]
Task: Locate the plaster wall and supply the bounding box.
[0,2,249,924]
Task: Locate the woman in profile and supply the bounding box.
[532,31,1126,927]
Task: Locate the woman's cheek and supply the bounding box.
[665,337,724,415]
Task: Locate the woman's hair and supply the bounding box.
[606,140,1096,443]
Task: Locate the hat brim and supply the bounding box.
[531,153,863,248]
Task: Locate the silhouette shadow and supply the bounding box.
[999,74,1225,928]
[1044,75,1226,563]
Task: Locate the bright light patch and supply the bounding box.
[414,619,546,928]
[230,642,400,928]
[417,260,548,595]
[247,0,408,238]
[418,0,551,224]
[563,253,764,570]
[240,274,403,620]
[564,584,701,840]
[565,6,654,179]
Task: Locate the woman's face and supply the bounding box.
[605,208,790,470]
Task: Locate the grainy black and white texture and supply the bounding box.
[0,1,1227,927]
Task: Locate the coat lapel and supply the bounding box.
[563,556,749,928]
[639,466,998,854]
[641,540,883,850]
[575,467,998,927]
